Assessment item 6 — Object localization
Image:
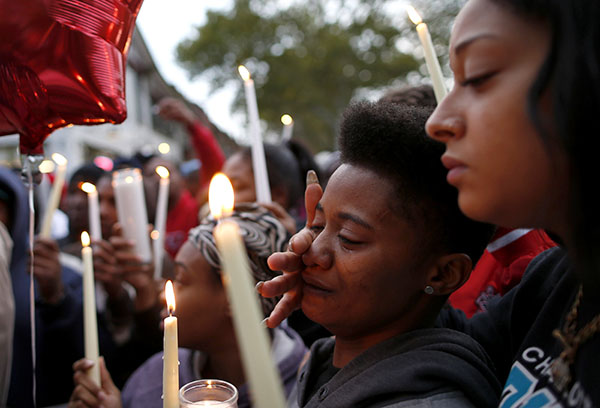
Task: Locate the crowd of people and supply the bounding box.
[1,0,599,406]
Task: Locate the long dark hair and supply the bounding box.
[492,0,600,288]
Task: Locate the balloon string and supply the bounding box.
[27,165,37,408]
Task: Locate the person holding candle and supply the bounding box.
[59,163,106,257]
[142,156,199,262]
[69,204,307,408]
[0,166,117,407]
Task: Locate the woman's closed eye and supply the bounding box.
[338,234,363,247]
[460,71,497,88]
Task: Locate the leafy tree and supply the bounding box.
[177,0,461,152]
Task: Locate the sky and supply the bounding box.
[136,0,244,139]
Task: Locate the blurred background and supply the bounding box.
[0,0,462,172]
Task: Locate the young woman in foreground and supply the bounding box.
[262,0,600,405]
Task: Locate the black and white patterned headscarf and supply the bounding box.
[187,203,289,317]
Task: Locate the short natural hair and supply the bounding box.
[339,101,493,264]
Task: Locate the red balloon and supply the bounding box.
[0,0,143,155]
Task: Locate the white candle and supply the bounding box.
[40,153,67,238]
[81,182,102,241]
[81,232,100,386]
[238,65,272,203]
[280,114,294,142]
[406,5,448,103]
[112,168,152,263]
[153,166,170,280]
[163,280,179,408]
[209,174,286,408]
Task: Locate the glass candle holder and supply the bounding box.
[112,168,152,262]
[179,379,238,407]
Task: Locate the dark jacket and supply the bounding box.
[291,328,502,407]
[440,247,600,406]
[1,167,114,407]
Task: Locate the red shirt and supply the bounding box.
[449,227,556,317]
[164,190,199,258]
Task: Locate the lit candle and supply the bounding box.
[81,232,100,386]
[406,5,447,103]
[280,114,294,142]
[238,65,272,203]
[163,280,179,408]
[39,153,67,238]
[112,168,152,263]
[208,173,286,408]
[80,182,102,241]
[153,166,170,280]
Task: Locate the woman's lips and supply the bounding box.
[301,273,333,294]
[441,155,467,185]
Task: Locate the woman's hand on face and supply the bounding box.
[259,173,323,328]
[69,357,122,408]
[30,236,64,304]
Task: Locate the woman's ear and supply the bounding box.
[426,253,472,296]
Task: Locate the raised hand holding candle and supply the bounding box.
[153,166,170,279]
[112,168,152,263]
[406,5,448,103]
[238,65,272,203]
[209,173,286,408]
[81,182,101,241]
[280,114,294,142]
[40,153,67,238]
[81,232,100,386]
[163,280,179,408]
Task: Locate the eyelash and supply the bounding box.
[338,235,361,246]
[310,225,362,246]
[460,72,496,88]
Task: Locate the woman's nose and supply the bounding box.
[426,106,466,143]
[302,232,333,271]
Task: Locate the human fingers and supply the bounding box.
[256,272,301,298]
[264,289,303,328]
[98,357,120,395]
[305,170,323,227]
[71,360,101,406]
[267,251,305,273]
[69,383,100,407]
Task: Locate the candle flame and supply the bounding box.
[52,153,68,167]
[281,114,293,126]
[155,165,170,179]
[208,173,234,219]
[125,176,134,184]
[165,280,176,314]
[38,159,55,174]
[158,142,171,154]
[81,231,91,247]
[406,5,423,25]
[80,182,96,194]
[151,230,160,240]
[238,65,251,81]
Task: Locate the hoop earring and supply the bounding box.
[424,285,434,295]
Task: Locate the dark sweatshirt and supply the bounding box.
[440,247,600,407]
[290,328,502,407]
